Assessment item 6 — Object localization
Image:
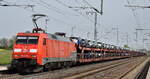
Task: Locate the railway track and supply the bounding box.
[0,57,147,79]
[0,70,22,79]
[63,61,130,79]
[63,57,147,79]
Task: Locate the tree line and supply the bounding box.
[0,36,15,49]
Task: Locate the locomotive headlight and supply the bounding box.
[29,49,37,53]
[14,55,20,57]
[14,49,22,52]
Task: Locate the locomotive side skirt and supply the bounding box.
[42,52,77,64]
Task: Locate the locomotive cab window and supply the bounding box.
[28,37,38,44]
[16,37,27,44]
[16,36,38,44]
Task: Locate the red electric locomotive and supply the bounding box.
[10,14,78,73]
[11,29,77,73]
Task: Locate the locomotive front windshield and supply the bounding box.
[16,36,38,44]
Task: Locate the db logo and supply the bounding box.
[21,55,28,57]
[22,49,28,52]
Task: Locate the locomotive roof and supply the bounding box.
[47,33,71,42]
[17,33,71,42]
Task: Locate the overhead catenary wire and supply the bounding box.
[0,0,35,12]
[28,0,91,37]
[55,0,103,28]
[31,0,83,27]
[30,0,76,27]
[55,0,69,8]
[82,0,103,42]
[39,0,78,16]
[97,28,114,40]
[38,0,67,16]
[55,0,93,21]
[126,0,141,28]
[82,0,102,14]
[55,0,103,41]
[82,0,94,8]
[75,0,82,5]
[126,0,144,46]
[1,0,34,7]
[1,0,101,38]
[74,0,87,8]
[55,0,101,26]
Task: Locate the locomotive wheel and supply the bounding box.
[33,66,43,73]
[7,66,17,74]
[43,64,52,71]
[64,62,72,68]
[62,62,67,68]
[18,67,34,74]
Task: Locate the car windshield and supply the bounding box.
[16,36,38,44]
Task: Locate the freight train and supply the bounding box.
[9,14,145,73]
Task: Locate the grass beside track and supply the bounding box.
[0,49,12,65]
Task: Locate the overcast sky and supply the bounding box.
[0,0,150,49]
